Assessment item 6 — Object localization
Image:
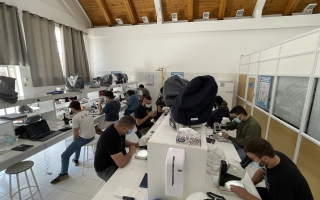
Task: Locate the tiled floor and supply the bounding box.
[0,129,139,200]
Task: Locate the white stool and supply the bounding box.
[5,161,43,200]
[82,138,99,175]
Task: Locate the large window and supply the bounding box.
[55,25,64,74]
[307,79,320,142]
[273,77,309,129]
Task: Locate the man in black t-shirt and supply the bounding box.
[230,138,313,200]
[94,116,139,182]
[135,96,156,138]
[154,96,166,121]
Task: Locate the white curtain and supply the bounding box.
[23,11,64,87]
[0,3,28,66]
[62,25,90,83]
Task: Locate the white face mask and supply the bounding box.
[145,104,151,108]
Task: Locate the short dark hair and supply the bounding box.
[117,115,136,127]
[215,96,223,105]
[127,90,134,96]
[244,138,275,158]
[230,105,248,116]
[105,91,115,98]
[160,87,163,94]
[69,101,81,111]
[139,84,144,88]
[144,96,152,101]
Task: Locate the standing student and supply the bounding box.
[95,91,121,135]
[124,90,139,115]
[221,105,261,160]
[230,138,313,200]
[139,84,150,97]
[94,116,138,182]
[50,101,95,184]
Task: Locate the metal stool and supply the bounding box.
[5,161,43,200]
[82,138,99,175]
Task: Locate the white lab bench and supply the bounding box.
[0,112,109,172]
[92,114,261,200]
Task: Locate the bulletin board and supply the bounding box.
[257,76,272,109]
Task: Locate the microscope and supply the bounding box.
[218,156,252,196]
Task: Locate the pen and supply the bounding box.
[114,195,135,200]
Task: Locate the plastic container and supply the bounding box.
[6,136,15,145]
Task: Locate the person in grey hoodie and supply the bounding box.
[207,96,230,128]
[124,90,139,115]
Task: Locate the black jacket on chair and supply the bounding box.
[170,75,218,125]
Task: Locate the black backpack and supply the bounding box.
[114,73,124,84]
[170,75,218,125]
[100,74,113,87]
[163,75,189,107]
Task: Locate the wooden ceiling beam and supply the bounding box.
[283,0,301,16]
[187,0,194,22]
[95,0,115,26]
[154,0,163,24]
[123,0,138,25]
[218,0,227,20]
[252,0,266,18]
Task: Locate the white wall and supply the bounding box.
[88,14,320,107]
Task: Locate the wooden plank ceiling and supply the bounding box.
[78,0,320,27]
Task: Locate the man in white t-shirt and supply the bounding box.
[51,101,95,184]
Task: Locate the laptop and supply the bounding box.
[25,120,62,142]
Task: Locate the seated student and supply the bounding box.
[157,87,163,100]
[222,105,261,160]
[207,96,230,128]
[230,138,313,200]
[135,96,156,138]
[154,96,166,121]
[51,101,95,184]
[94,116,138,182]
[95,91,121,135]
[123,90,139,115]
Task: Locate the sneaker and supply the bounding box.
[72,159,79,166]
[50,173,69,184]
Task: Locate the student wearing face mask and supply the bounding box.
[230,138,313,200]
[95,91,121,135]
[94,116,139,182]
[135,95,156,138]
[221,105,261,160]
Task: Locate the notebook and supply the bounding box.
[11,144,33,152]
[139,173,148,188]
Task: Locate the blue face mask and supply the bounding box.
[252,158,265,168]
[234,117,241,123]
[126,129,133,135]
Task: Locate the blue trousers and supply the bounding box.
[123,109,135,115]
[61,137,94,174]
[234,143,247,160]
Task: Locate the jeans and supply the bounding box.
[123,109,135,115]
[234,143,247,160]
[96,166,118,182]
[61,136,94,174]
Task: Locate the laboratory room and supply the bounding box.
[0,0,320,200]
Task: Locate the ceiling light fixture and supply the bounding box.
[203,12,209,20]
[303,3,317,14]
[235,9,244,18]
[115,18,123,25]
[171,13,178,22]
[142,16,149,23]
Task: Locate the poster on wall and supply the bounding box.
[171,72,184,78]
[257,76,272,109]
[111,71,122,74]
